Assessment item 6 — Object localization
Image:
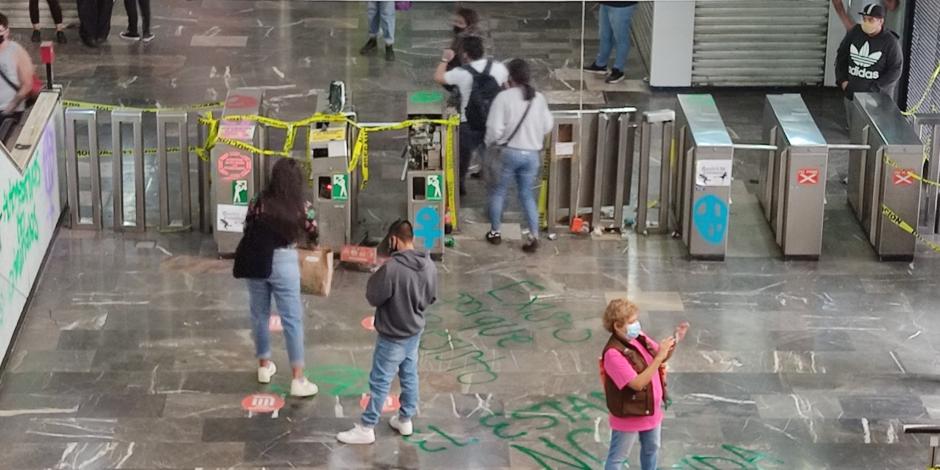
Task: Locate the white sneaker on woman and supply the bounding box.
[337,423,376,444]
[389,415,413,436]
[257,361,276,384]
[290,377,319,397]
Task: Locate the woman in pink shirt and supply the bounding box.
[600,299,676,470]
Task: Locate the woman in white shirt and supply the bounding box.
[484,59,554,253]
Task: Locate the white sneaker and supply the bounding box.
[389,415,413,436]
[257,362,276,384]
[290,377,319,397]
[337,423,375,444]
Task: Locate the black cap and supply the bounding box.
[859,3,885,18]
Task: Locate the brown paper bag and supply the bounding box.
[298,248,333,296]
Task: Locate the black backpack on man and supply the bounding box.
[463,60,501,131]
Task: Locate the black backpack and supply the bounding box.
[463,60,501,131]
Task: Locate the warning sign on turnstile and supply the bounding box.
[426,174,443,201]
[232,180,249,205]
[797,168,819,185]
[695,160,732,187]
[893,169,914,186]
[332,174,349,201]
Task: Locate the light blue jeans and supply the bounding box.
[361,333,421,427]
[247,248,305,368]
[595,3,637,71]
[605,425,661,470]
[367,1,396,45]
[488,147,541,239]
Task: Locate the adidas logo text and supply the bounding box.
[849,65,880,80]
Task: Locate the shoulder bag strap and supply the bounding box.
[500,97,533,147]
[0,67,18,90]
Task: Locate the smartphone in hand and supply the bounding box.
[673,321,690,342]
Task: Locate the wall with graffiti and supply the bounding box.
[0,119,62,363]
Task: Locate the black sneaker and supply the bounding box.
[31,30,41,43]
[120,31,141,41]
[142,32,155,43]
[605,69,625,84]
[583,62,606,74]
[522,238,539,253]
[56,31,67,44]
[360,38,377,55]
[485,231,502,245]
[385,45,395,62]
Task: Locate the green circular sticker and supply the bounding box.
[410,91,443,104]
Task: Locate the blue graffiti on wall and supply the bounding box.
[693,194,728,245]
[415,206,442,250]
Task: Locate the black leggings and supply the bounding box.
[124,0,151,35]
[29,0,64,25]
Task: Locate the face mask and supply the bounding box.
[625,321,642,340]
[0,35,6,45]
[453,26,465,35]
[861,21,880,35]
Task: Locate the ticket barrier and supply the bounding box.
[211,88,266,255]
[404,91,450,257]
[847,93,924,261]
[635,109,676,235]
[309,107,357,252]
[915,114,940,234]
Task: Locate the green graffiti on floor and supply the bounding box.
[671,445,785,469]
[306,364,370,397]
[421,312,503,385]
[403,424,479,453]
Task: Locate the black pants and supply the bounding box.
[458,125,484,194]
[124,0,151,35]
[29,0,64,25]
[77,0,115,42]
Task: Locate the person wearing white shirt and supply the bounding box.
[483,59,554,253]
[434,36,509,196]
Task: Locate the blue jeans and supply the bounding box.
[595,3,637,71]
[605,426,661,470]
[488,147,541,239]
[367,1,395,45]
[361,333,421,427]
[247,248,306,367]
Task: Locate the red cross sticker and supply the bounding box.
[797,168,819,185]
[893,169,914,186]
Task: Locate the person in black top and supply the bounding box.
[835,3,902,125]
[583,1,639,84]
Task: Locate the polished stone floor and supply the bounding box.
[3,2,940,469]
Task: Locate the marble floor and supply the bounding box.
[3,1,940,469]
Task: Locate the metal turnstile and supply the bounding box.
[847,93,924,261]
[310,116,356,252]
[211,88,265,255]
[915,114,940,234]
[759,94,829,259]
[635,109,676,235]
[407,171,446,256]
[404,91,449,257]
[673,95,734,260]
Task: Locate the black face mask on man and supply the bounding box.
[0,35,6,45]
[453,26,465,35]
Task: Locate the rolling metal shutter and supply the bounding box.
[632,2,655,74]
[907,0,940,115]
[692,0,830,86]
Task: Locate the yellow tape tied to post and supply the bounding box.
[881,204,940,254]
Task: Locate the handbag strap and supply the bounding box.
[0,67,18,91]
[500,97,534,147]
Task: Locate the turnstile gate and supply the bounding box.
[759,94,829,260]
[847,93,924,261]
[404,91,449,257]
[672,95,734,260]
[211,88,265,255]
[310,115,357,252]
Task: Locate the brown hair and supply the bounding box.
[260,158,307,243]
[603,299,638,333]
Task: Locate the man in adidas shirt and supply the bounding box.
[835,4,902,124]
[831,0,901,33]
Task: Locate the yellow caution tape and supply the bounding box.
[883,154,940,189]
[444,119,457,230]
[881,204,940,253]
[902,60,940,117]
[63,99,224,113]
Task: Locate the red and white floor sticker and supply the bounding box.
[359,393,400,413]
[241,393,285,418]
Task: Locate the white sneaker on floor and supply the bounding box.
[290,377,319,397]
[337,423,375,444]
[257,362,276,384]
[389,415,413,436]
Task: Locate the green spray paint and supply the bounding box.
[403,424,479,453]
[306,364,370,396]
[1,155,43,324]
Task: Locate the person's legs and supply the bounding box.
[638,425,662,470]
[48,0,64,27]
[396,334,421,421]
[605,430,639,470]
[458,126,482,195]
[138,0,151,35]
[268,249,305,371]
[96,0,116,41]
[361,336,407,427]
[515,150,541,239]
[594,5,613,67]
[379,1,395,45]
[367,1,380,38]
[610,4,637,71]
[30,0,41,27]
[246,279,273,363]
[124,0,139,35]
[488,148,518,234]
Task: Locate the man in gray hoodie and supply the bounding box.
[337,220,438,444]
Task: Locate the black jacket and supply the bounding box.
[835,25,903,100]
